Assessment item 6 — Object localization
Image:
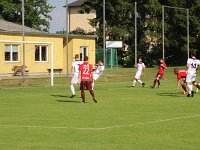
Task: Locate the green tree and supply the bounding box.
[0,0,54,32]
[81,0,200,66]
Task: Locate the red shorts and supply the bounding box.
[80,81,92,91]
[155,73,163,80]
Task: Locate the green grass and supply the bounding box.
[0,67,200,150]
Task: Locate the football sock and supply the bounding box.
[81,92,85,101]
[70,84,75,95]
[157,80,160,87]
[92,82,94,90]
[187,84,193,94]
[89,90,95,97]
[132,80,137,86]
[153,80,156,87]
[138,80,142,84]
[182,84,187,92]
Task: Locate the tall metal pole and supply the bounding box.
[22,0,25,80]
[187,9,189,58]
[134,2,137,65]
[103,0,106,67]
[66,0,69,77]
[162,6,165,59]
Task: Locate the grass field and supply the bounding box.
[0,67,200,150]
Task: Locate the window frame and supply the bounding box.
[5,44,20,62]
[34,45,48,62]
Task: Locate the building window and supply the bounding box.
[80,47,88,61]
[5,44,19,62]
[35,45,48,62]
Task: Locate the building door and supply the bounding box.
[80,47,88,61]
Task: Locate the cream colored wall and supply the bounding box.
[0,34,63,74]
[69,7,96,32]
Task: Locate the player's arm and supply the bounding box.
[176,79,181,92]
[142,67,145,76]
[70,66,74,78]
[78,67,82,83]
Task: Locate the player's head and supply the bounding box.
[160,58,165,63]
[74,54,79,60]
[98,59,103,65]
[84,56,89,61]
[138,57,142,63]
[190,52,196,59]
[174,68,178,75]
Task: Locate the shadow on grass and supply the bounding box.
[51,95,71,98]
[157,92,182,97]
[56,100,82,103]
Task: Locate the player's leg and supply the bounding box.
[80,81,86,103]
[151,74,159,88]
[70,73,78,98]
[181,80,187,94]
[186,73,195,97]
[132,73,140,87]
[87,81,97,103]
[92,74,99,90]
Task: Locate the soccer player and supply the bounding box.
[150,58,167,88]
[92,59,104,90]
[70,54,83,98]
[173,68,187,94]
[79,56,97,103]
[186,53,200,97]
[131,57,145,88]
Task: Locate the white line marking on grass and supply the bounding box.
[0,114,200,131]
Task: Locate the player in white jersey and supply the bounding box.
[70,54,83,98]
[186,53,200,97]
[131,57,145,88]
[92,60,104,90]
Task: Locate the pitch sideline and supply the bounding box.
[0,114,199,131]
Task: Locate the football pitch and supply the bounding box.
[0,68,200,150]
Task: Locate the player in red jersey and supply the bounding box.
[79,56,97,103]
[150,59,167,88]
[173,68,187,94]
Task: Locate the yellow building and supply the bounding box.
[0,29,96,75]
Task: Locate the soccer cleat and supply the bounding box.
[150,85,154,88]
[93,97,97,103]
[131,85,134,88]
[191,91,194,97]
[142,83,145,87]
[187,94,190,97]
[70,94,76,98]
[157,85,160,88]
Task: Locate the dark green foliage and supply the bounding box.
[0,0,54,32]
[81,0,200,66]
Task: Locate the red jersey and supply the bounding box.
[177,70,187,80]
[79,62,93,81]
[158,62,167,75]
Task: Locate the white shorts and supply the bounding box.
[135,72,142,80]
[93,73,100,81]
[71,72,79,84]
[186,72,196,83]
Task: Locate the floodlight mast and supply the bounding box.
[162,5,190,59]
[22,0,25,79]
[135,2,137,65]
[103,0,106,66]
[66,0,69,77]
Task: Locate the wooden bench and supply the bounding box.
[47,68,63,75]
[12,65,29,76]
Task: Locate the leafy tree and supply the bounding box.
[81,0,200,66]
[0,0,54,32]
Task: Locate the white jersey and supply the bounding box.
[94,65,104,75]
[136,63,145,73]
[187,58,200,74]
[72,60,83,73]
